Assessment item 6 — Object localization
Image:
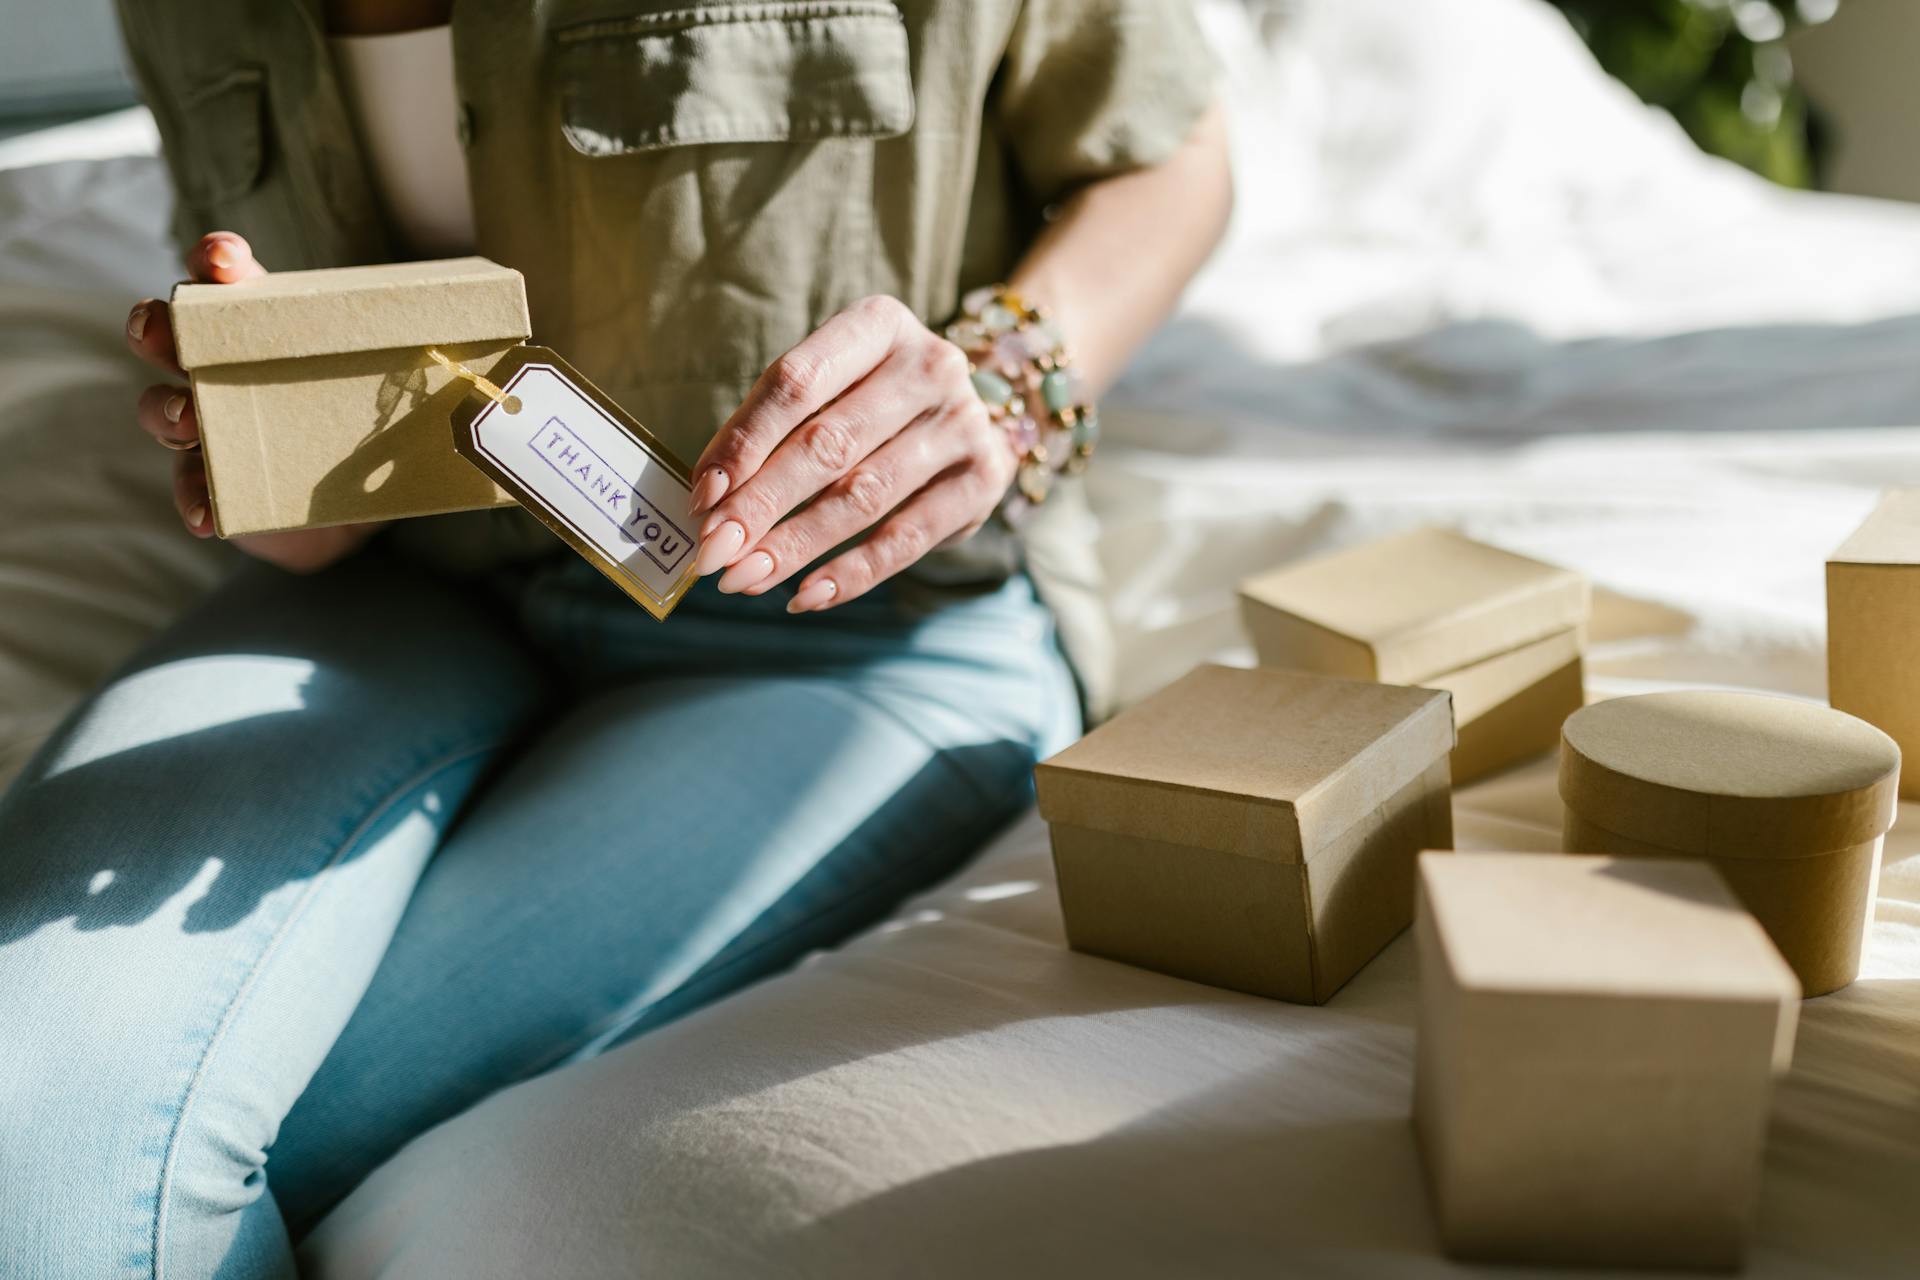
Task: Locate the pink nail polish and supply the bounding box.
[787,579,838,613]
[717,550,774,595]
[693,520,746,576]
[207,243,235,270]
[186,502,208,529]
[689,467,728,514]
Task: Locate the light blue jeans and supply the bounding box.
[0,546,1079,1279]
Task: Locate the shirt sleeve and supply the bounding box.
[991,0,1220,202]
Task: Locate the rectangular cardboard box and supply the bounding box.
[1414,852,1799,1269]
[1426,629,1584,782]
[1828,489,1920,798]
[1035,664,1454,1004]
[170,258,531,536]
[1239,528,1589,783]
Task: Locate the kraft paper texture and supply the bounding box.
[1051,759,1451,1004]
[1425,639,1584,784]
[1034,665,1453,864]
[1414,853,1797,1269]
[1036,665,1455,1004]
[1828,489,1920,799]
[1557,691,1897,995]
[1238,527,1589,685]
[169,258,531,536]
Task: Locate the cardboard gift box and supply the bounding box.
[1033,664,1454,1004]
[1559,690,1899,996]
[1238,528,1588,784]
[1414,851,1799,1269]
[170,258,530,536]
[1829,489,1920,797]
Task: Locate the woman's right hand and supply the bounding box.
[126,231,384,573]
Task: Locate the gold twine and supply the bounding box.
[427,347,521,413]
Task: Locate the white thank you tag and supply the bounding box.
[449,345,698,620]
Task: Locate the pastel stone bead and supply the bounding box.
[993,332,1033,368]
[1072,409,1099,451]
[1041,369,1075,413]
[970,368,1014,406]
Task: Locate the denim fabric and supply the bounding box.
[0,548,1078,1279]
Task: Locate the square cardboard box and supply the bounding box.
[1414,852,1799,1269]
[1239,528,1589,783]
[1829,489,1920,798]
[1034,664,1454,1004]
[170,258,531,537]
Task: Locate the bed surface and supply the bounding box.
[303,800,1920,1278]
[3,2,1918,1276]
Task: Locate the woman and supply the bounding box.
[0,0,1230,1274]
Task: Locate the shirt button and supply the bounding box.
[457,103,476,148]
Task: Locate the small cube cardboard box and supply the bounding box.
[1239,528,1588,783]
[1033,664,1454,1005]
[1415,852,1799,1270]
[1829,489,1920,797]
[169,258,531,537]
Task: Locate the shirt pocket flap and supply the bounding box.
[175,66,267,205]
[555,2,914,156]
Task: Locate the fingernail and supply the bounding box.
[158,435,198,452]
[788,579,837,613]
[689,467,728,514]
[127,305,148,341]
[700,508,730,540]
[693,520,745,575]
[186,502,208,530]
[717,551,774,595]
[207,242,235,270]
[163,393,186,424]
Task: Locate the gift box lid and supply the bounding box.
[1830,489,1920,566]
[171,258,531,369]
[1420,853,1799,1066]
[1559,692,1900,860]
[1421,852,1800,1001]
[1034,664,1453,865]
[1238,528,1588,684]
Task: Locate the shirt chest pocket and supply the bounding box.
[556,1,914,155]
[549,1,915,391]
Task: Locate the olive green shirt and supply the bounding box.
[115,0,1216,718]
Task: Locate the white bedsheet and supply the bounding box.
[2,1,1919,1275]
[304,803,1920,1279]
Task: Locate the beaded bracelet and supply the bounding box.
[944,284,1099,515]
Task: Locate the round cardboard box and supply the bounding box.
[1558,691,1900,996]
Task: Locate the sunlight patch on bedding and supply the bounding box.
[45,656,315,777]
[963,880,1038,903]
[875,908,945,935]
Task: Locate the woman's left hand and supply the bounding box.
[687,295,1015,613]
